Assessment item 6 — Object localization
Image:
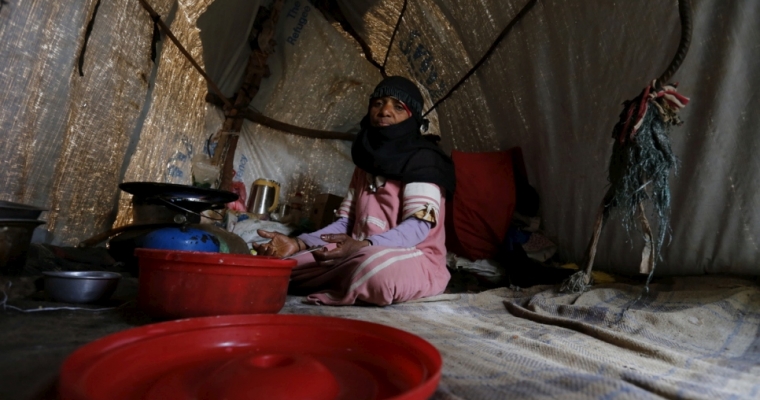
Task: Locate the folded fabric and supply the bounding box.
[522,231,557,262]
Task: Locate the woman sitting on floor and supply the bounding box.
[254,76,455,306]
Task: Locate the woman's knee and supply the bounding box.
[358,272,397,306]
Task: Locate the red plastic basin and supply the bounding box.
[135,249,296,319]
[58,315,442,400]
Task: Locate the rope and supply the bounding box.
[382,0,409,75]
[559,270,592,293]
[1,282,131,313]
[136,0,233,109]
[205,93,356,141]
[658,0,692,85]
[423,0,538,117]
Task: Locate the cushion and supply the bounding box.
[445,148,522,260]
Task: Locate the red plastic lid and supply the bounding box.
[59,315,442,400]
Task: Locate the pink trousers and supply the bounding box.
[289,245,450,306]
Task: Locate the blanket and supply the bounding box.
[281,276,760,399]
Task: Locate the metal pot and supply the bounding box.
[246,179,280,217]
[0,201,46,220]
[0,219,46,273]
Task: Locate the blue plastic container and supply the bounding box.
[142,227,220,252]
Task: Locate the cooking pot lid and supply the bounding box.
[119,182,238,211]
[0,200,47,211]
[59,314,441,400]
[0,219,46,226]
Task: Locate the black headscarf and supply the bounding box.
[351,77,456,195]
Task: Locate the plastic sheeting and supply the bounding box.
[112,0,223,229]
[0,0,167,244]
[336,0,760,276]
[1,0,758,275]
[228,0,382,210]
[196,0,259,97]
[123,0,382,226]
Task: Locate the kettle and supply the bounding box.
[246,179,280,218]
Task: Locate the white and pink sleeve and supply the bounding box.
[401,182,442,225]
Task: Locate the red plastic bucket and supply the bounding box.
[135,249,296,319]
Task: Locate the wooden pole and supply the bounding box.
[205,93,355,142]
[215,0,285,191]
[581,199,608,284]
[638,202,655,274]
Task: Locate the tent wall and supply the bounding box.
[336,0,760,276]
[225,0,381,211]
[112,0,230,228]
[1,0,757,276]
[119,0,380,225]
[0,0,169,245]
[0,0,377,244]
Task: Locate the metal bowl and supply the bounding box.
[43,271,122,304]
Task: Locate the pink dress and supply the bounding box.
[290,168,450,306]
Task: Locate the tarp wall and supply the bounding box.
[335,0,760,276]
[0,0,169,243]
[0,0,757,276]
[227,0,381,209]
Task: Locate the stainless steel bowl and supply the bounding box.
[43,271,122,304]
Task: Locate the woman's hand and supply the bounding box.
[252,229,303,258]
[313,234,369,261]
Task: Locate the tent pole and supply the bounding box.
[215,0,285,191]
[205,94,354,142]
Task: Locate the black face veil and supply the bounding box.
[351,76,455,194]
